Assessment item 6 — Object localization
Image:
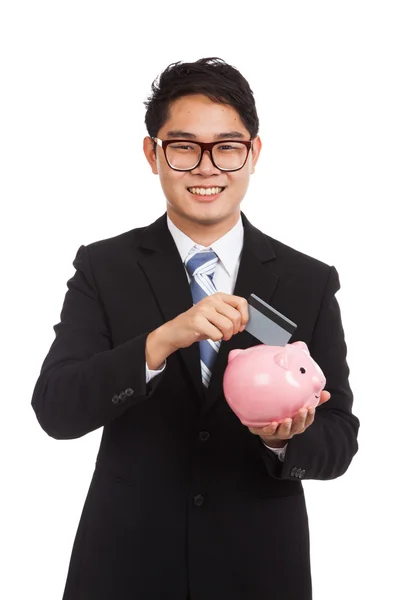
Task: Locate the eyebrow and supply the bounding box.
[165,130,246,140]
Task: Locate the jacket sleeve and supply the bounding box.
[31,244,163,440]
[258,265,360,481]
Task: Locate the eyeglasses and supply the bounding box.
[152,137,253,172]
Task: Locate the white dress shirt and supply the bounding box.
[145,214,287,462]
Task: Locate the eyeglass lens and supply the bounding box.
[166,142,248,170]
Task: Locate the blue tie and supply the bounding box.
[185,250,221,388]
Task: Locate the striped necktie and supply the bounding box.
[185,250,221,388]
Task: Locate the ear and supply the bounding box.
[143,136,159,175]
[274,350,289,370]
[291,341,310,355]
[250,136,262,174]
[228,349,242,363]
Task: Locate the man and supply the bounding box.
[31,57,359,600]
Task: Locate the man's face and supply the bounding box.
[143,94,262,232]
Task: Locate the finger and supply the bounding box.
[249,422,278,437]
[208,311,237,340]
[261,422,279,437]
[212,301,244,335]
[196,310,234,341]
[304,406,315,428]
[317,391,331,406]
[216,293,249,330]
[291,409,307,434]
[193,311,224,342]
[276,418,292,439]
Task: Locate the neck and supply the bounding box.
[167,209,241,247]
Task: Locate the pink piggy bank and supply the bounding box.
[223,341,326,427]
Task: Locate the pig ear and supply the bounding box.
[291,341,310,355]
[274,350,289,370]
[228,349,242,363]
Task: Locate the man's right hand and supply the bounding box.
[145,293,249,370]
[165,292,249,349]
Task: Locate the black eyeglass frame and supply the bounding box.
[151,137,253,172]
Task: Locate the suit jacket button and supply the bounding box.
[296,468,302,478]
[125,388,134,396]
[300,469,306,478]
[199,431,210,441]
[291,467,297,477]
[119,392,127,402]
[112,394,120,405]
[194,494,204,507]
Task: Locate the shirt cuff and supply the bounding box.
[262,441,288,462]
[145,360,166,384]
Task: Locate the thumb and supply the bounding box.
[318,390,331,406]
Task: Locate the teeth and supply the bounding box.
[188,187,224,195]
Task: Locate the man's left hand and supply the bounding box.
[248,390,331,447]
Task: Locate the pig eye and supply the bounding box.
[299,367,306,374]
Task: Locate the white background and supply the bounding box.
[1,1,399,598]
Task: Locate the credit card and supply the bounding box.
[245,294,297,346]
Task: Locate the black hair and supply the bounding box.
[144,57,259,139]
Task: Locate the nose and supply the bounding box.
[312,376,323,392]
[191,150,221,176]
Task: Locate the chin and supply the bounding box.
[170,196,239,224]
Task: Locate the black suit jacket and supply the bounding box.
[32,212,359,600]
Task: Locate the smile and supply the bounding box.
[187,186,225,196]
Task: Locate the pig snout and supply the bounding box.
[312,374,324,392]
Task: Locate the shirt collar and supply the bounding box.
[167,214,244,277]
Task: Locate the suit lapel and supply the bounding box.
[136,212,279,410]
[137,214,204,401]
